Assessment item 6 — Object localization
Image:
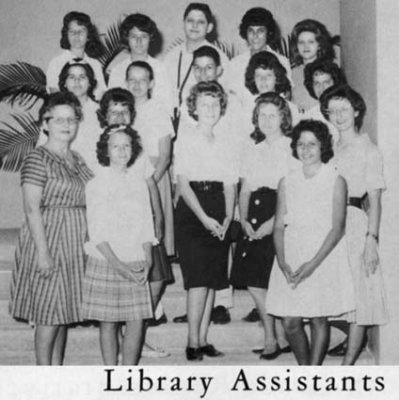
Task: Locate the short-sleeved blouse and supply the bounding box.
[240,136,300,191]
[174,128,239,185]
[85,153,155,262]
[333,134,386,197]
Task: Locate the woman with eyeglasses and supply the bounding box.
[10,92,93,365]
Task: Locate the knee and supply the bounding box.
[282,317,303,335]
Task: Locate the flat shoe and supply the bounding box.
[142,347,170,358]
[259,346,281,360]
[200,344,224,357]
[173,314,188,323]
[327,339,347,357]
[186,347,203,361]
[242,308,260,322]
[253,345,291,354]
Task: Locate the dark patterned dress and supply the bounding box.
[9,146,93,325]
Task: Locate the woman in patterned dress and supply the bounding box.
[9,92,93,365]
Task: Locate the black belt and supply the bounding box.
[190,181,223,193]
[348,195,366,210]
[254,186,276,194]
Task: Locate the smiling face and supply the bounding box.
[326,98,358,133]
[107,131,132,169]
[184,10,212,43]
[257,103,282,137]
[106,101,132,126]
[296,130,322,167]
[126,66,153,101]
[254,67,276,94]
[44,105,79,143]
[67,20,88,51]
[64,65,90,99]
[297,31,319,63]
[195,93,222,127]
[313,71,334,99]
[193,56,221,82]
[128,27,150,57]
[247,25,268,53]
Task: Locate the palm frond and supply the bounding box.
[166,37,185,53]
[0,113,40,172]
[0,62,46,109]
[212,40,237,60]
[98,20,125,72]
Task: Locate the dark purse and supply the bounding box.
[149,242,175,284]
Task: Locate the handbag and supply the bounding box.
[149,242,175,284]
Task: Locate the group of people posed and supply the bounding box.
[9,3,388,366]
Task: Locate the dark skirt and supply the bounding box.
[230,187,277,289]
[175,182,229,290]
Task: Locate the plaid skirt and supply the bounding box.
[81,256,153,322]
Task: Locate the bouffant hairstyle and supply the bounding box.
[291,19,335,66]
[245,51,291,96]
[120,13,158,48]
[60,11,104,58]
[320,84,366,131]
[186,81,228,121]
[193,45,221,66]
[39,92,83,136]
[250,92,292,143]
[96,124,142,168]
[183,3,213,24]
[58,62,97,100]
[239,7,280,50]
[304,59,346,99]
[97,88,136,128]
[290,119,334,163]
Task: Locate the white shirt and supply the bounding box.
[46,50,106,100]
[85,156,155,262]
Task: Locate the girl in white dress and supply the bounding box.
[267,119,355,365]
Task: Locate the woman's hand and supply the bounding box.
[292,261,317,288]
[242,220,257,240]
[253,219,274,240]
[202,216,223,238]
[363,236,379,276]
[280,261,295,285]
[127,261,150,285]
[113,261,137,281]
[36,250,55,278]
[219,217,232,241]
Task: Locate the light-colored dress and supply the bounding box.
[266,163,355,317]
[334,133,389,325]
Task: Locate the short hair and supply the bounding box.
[39,91,83,136]
[186,81,227,121]
[239,7,279,49]
[125,60,154,82]
[303,60,347,99]
[291,19,335,66]
[60,11,104,58]
[58,62,98,100]
[97,88,136,128]
[120,13,158,48]
[245,51,291,96]
[290,119,334,163]
[183,3,213,24]
[250,92,292,143]
[320,84,367,130]
[193,45,221,66]
[96,124,142,168]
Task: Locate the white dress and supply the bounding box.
[266,163,355,317]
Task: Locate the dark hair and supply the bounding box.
[60,11,104,58]
[126,60,154,82]
[291,119,334,163]
[39,92,83,136]
[183,2,213,24]
[97,88,136,128]
[291,19,335,66]
[97,124,142,168]
[58,62,97,100]
[250,92,292,143]
[193,45,221,66]
[304,60,346,99]
[245,51,291,96]
[120,13,158,49]
[239,7,280,50]
[320,84,366,130]
[186,81,227,121]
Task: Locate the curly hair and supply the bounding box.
[291,19,335,66]
[183,3,213,24]
[39,91,83,136]
[319,84,366,131]
[290,119,334,163]
[239,7,280,50]
[58,62,97,100]
[186,81,227,121]
[97,88,136,128]
[245,51,291,96]
[96,124,142,168]
[304,59,346,99]
[60,11,104,59]
[250,92,292,143]
[120,13,158,49]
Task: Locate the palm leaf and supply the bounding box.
[0,62,46,109]
[98,20,124,73]
[0,113,40,172]
[166,37,185,53]
[212,40,237,60]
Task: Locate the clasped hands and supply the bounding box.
[242,218,273,240]
[203,216,231,240]
[114,260,151,285]
[280,261,317,289]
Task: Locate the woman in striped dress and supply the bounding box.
[9,92,93,365]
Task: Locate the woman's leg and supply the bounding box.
[282,317,310,365]
[34,324,60,365]
[99,322,120,365]
[199,288,215,346]
[343,323,367,365]
[52,325,68,365]
[309,317,330,365]
[187,287,208,348]
[149,281,165,310]
[122,320,144,365]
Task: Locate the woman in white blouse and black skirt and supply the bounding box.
[174,81,238,361]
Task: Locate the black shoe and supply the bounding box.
[186,347,203,361]
[173,314,188,323]
[327,338,348,357]
[242,308,260,322]
[253,345,291,355]
[147,313,168,327]
[211,306,231,324]
[259,346,282,360]
[200,344,224,357]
